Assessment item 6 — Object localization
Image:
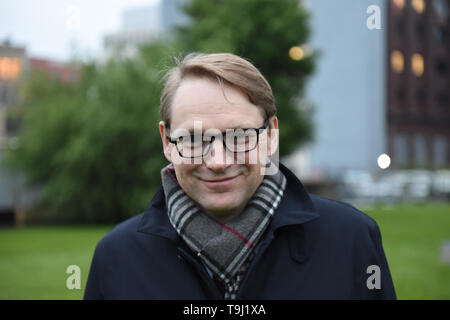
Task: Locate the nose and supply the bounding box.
[204,138,233,172]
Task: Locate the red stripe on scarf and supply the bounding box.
[222,224,253,248]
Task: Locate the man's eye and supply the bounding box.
[178,135,203,145]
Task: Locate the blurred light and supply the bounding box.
[391,50,404,73]
[412,0,425,13]
[393,0,405,10]
[411,53,424,76]
[377,153,391,170]
[289,46,304,61]
[0,57,21,80]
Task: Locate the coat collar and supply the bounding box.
[271,162,320,231]
[137,162,320,240]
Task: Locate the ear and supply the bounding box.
[267,116,279,157]
[159,121,172,162]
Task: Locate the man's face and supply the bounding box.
[159,77,278,222]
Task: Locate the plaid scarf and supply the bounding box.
[161,164,287,299]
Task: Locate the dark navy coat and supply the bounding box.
[84,163,396,300]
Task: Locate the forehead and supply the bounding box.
[170,77,265,130]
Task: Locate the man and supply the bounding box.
[84,53,396,299]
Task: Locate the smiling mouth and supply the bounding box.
[201,175,240,185]
[203,176,238,183]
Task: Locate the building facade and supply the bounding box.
[288,0,449,182]
[0,41,79,223]
[288,0,387,179]
[387,0,449,168]
[0,41,26,149]
[103,0,189,58]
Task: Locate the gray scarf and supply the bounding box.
[161,164,286,299]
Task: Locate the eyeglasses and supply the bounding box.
[165,119,270,158]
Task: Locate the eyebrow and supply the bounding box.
[181,129,247,136]
[180,123,262,134]
[167,119,269,140]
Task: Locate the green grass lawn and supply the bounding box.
[0,203,449,299]
[362,202,450,299]
[0,225,112,299]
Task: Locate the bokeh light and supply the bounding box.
[411,53,424,77]
[412,0,425,14]
[289,46,304,61]
[391,50,404,73]
[377,153,391,169]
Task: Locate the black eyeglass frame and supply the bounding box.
[164,118,270,158]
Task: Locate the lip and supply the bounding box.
[201,175,240,187]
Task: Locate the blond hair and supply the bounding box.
[160,53,276,127]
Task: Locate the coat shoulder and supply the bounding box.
[96,213,145,252]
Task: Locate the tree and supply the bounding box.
[177,0,316,157]
[2,43,176,224]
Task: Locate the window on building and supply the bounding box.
[435,58,447,75]
[393,133,408,166]
[434,135,447,167]
[433,0,449,24]
[391,50,405,73]
[412,0,425,14]
[414,135,427,166]
[433,25,448,44]
[411,53,424,77]
[415,22,425,40]
[392,0,406,11]
[395,19,405,35]
[435,91,449,106]
[416,89,426,103]
[396,87,405,101]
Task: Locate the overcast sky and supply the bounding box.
[0,0,160,61]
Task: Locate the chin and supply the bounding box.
[200,197,242,216]
[203,202,237,214]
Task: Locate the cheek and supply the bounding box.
[250,166,265,183]
[239,164,264,189]
[173,164,199,186]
